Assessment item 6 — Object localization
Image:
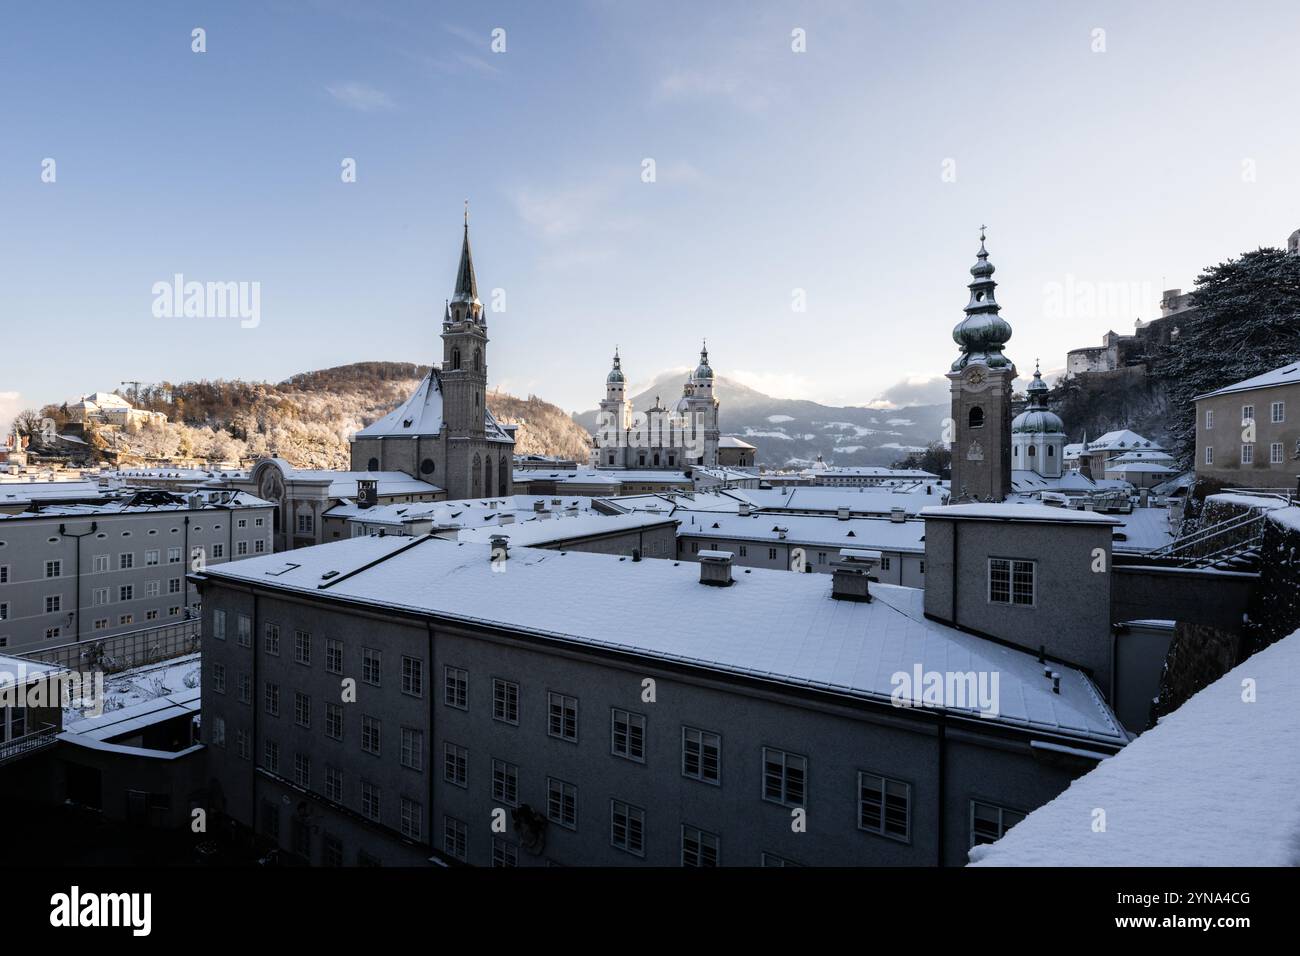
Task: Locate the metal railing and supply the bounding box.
[1146,509,1268,568]
[0,723,60,766]
[21,619,201,674]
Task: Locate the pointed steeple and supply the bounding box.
[452,200,480,308]
[607,347,625,384]
[951,226,1012,371]
[693,339,714,382]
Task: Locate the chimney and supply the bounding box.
[489,534,509,562]
[837,505,850,521]
[889,506,906,523]
[832,549,879,602]
[499,513,516,525]
[698,550,734,587]
[738,501,752,517]
[533,500,545,513]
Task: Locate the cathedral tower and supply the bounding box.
[442,205,488,440]
[946,229,1016,501]
[681,342,720,466]
[1011,362,1065,479]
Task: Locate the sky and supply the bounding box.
[3,0,1299,433]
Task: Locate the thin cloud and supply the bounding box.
[326,82,396,112]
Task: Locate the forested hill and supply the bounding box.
[37,362,594,469]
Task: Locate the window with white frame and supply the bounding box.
[92,554,109,573]
[236,541,248,556]
[444,742,468,787]
[360,780,381,822]
[362,647,381,686]
[294,691,311,728]
[1205,446,1214,465]
[400,727,423,771]
[988,558,1034,606]
[325,638,343,674]
[294,752,311,788]
[970,800,1025,847]
[492,759,519,807]
[547,777,577,830]
[211,544,224,559]
[295,629,311,665]
[760,852,800,867]
[325,704,343,740]
[45,559,62,578]
[1242,443,1254,464]
[1205,409,1214,429]
[92,587,109,606]
[145,549,159,566]
[237,614,251,647]
[401,655,423,697]
[168,577,182,594]
[325,765,343,802]
[1271,442,1285,464]
[212,663,226,694]
[493,678,519,724]
[297,513,314,534]
[46,595,62,613]
[264,622,280,655]
[444,817,468,861]
[491,838,517,868]
[238,673,251,704]
[611,708,646,762]
[263,739,280,773]
[1242,404,1254,424]
[681,824,719,867]
[400,797,422,840]
[116,586,131,603]
[443,666,467,708]
[1272,401,1285,424]
[682,726,721,784]
[145,581,160,598]
[119,553,134,570]
[610,799,645,856]
[548,692,578,742]
[264,681,280,716]
[167,547,181,564]
[858,771,911,842]
[762,747,807,807]
[361,715,381,755]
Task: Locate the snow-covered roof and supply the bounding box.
[676,510,927,554]
[0,480,103,505]
[718,436,757,449]
[354,369,513,442]
[0,489,273,519]
[0,655,66,690]
[807,466,940,479]
[1103,462,1178,475]
[1083,430,1164,452]
[329,493,596,527]
[514,468,691,486]
[1193,360,1300,401]
[738,486,946,516]
[258,460,442,498]
[457,511,676,548]
[200,535,1125,745]
[64,686,201,741]
[1110,507,1177,553]
[920,502,1122,525]
[969,629,1300,866]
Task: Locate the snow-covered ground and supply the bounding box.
[969,630,1300,866]
[63,653,200,725]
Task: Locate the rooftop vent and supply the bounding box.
[738,502,752,516]
[837,505,850,521]
[832,549,880,602]
[698,549,734,587]
[489,534,509,562]
[889,506,906,523]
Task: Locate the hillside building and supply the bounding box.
[1194,360,1300,489]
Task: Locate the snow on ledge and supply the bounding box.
[969,629,1300,867]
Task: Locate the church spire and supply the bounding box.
[452,201,480,311]
[951,226,1012,371]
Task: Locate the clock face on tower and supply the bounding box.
[966,367,985,386]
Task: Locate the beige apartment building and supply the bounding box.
[1195,360,1300,488]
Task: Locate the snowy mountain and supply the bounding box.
[572,370,948,468]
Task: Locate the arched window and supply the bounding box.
[653,453,660,466]
[499,456,508,496]
[968,407,985,429]
[1028,445,1036,457]
[367,457,379,471]
[1047,446,1054,457]
[420,458,435,475]
[474,349,482,372]
[485,456,493,499]
[452,348,461,370]
[471,454,481,497]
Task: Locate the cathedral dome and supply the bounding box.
[693,343,713,381]
[607,349,625,384]
[950,229,1013,371]
[1012,407,1065,434]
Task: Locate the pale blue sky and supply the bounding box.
[2,0,1298,431]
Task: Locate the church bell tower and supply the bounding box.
[442,204,487,439]
[946,228,1016,502]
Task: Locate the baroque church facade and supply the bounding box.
[592,346,721,470]
[349,213,516,498]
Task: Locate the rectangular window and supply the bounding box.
[1205,446,1214,465]
[297,513,314,534]
[548,692,578,742]
[325,703,343,740]
[988,558,1035,606]
[236,729,251,760]
[92,587,109,606]
[114,617,129,629]
[491,838,518,868]
[145,549,159,567]
[681,824,719,867]
[237,519,247,529]
[45,559,62,578]
[762,747,807,807]
[237,673,251,704]
[1242,443,1254,464]
[167,547,181,564]
[611,708,646,762]
[1205,409,1214,430]
[1271,442,1284,464]
[493,678,519,724]
[325,766,343,802]
[1242,404,1255,424]
[401,655,423,697]
[1272,401,1285,424]
[400,727,424,771]
[444,666,467,709]
[880,556,892,571]
[116,586,133,604]
[294,752,311,789]
[264,622,280,655]
[255,540,266,553]
[236,541,248,556]
[212,663,226,694]
[119,553,134,570]
[970,800,1025,847]
[547,777,578,830]
[325,638,343,674]
[0,603,7,622]
[360,781,381,822]
[400,798,422,840]
[213,609,226,640]
[145,581,160,598]
[492,759,519,807]
[264,681,280,717]
[444,817,468,861]
[858,772,911,842]
[46,595,62,614]
[212,544,224,559]
[294,691,311,728]
[767,547,777,560]
[361,715,381,756]
[92,554,109,573]
[168,577,182,594]
[237,614,251,647]
[444,743,468,788]
[322,834,343,867]
[682,726,721,784]
[295,629,311,665]
[610,799,645,856]
[211,716,226,748]
[362,647,381,686]
[263,739,280,773]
